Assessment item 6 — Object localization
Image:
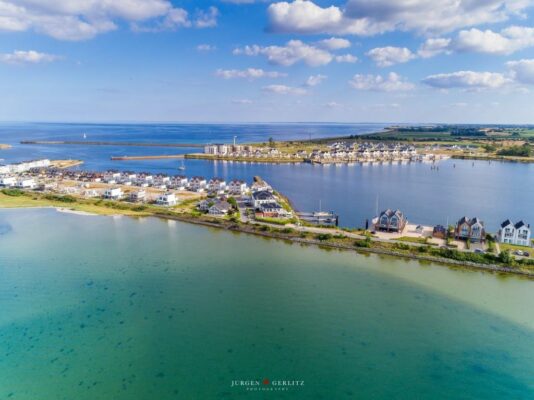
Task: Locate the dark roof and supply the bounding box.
[210,200,231,210]
[253,190,275,200]
[501,219,513,228]
[259,202,282,210]
[458,216,469,225]
[379,209,404,219]
[515,220,528,229]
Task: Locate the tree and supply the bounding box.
[498,250,514,265]
[268,137,275,148]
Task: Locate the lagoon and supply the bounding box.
[1,123,533,230]
[0,209,533,399]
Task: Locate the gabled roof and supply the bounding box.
[458,216,469,225]
[379,209,404,219]
[515,220,528,229]
[210,200,231,211]
[252,190,275,200]
[501,219,513,228]
[470,217,483,226]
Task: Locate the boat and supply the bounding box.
[83,133,87,139]
[178,159,186,171]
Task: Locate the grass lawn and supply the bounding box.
[0,192,151,217]
[500,242,533,257]
[396,236,429,244]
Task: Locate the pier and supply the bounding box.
[111,155,185,161]
[21,140,204,148]
[297,211,339,226]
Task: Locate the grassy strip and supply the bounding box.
[2,189,533,275]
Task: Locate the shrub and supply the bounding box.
[497,144,531,157]
[1,188,24,196]
[315,233,332,241]
[44,194,76,203]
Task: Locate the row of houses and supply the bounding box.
[312,143,418,162]
[103,188,179,206]
[0,159,50,174]
[0,176,36,189]
[375,209,532,247]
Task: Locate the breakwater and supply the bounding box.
[21,140,204,148]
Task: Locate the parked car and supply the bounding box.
[474,249,485,254]
[514,250,525,256]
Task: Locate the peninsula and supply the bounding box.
[1,159,533,277]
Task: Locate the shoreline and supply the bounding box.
[1,196,532,278]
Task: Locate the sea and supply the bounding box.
[0,122,532,230]
[0,209,533,399]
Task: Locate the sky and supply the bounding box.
[1,0,534,124]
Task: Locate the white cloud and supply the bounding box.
[418,38,452,58]
[422,71,510,89]
[335,54,358,63]
[306,74,327,86]
[197,44,216,52]
[366,46,416,67]
[349,72,414,91]
[507,59,534,84]
[0,50,59,64]
[0,1,217,40]
[317,37,351,50]
[453,26,534,55]
[263,84,307,95]
[216,68,286,79]
[267,0,378,35]
[194,7,219,28]
[233,40,333,67]
[267,0,534,36]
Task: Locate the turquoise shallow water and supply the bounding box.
[0,209,533,399]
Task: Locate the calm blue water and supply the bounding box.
[1,209,534,399]
[1,122,533,231]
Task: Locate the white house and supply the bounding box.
[129,190,146,202]
[252,190,277,208]
[15,178,36,189]
[173,176,188,188]
[228,179,248,195]
[157,192,177,206]
[207,178,226,193]
[189,177,207,192]
[208,200,231,215]
[103,187,123,200]
[204,145,219,155]
[81,189,99,198]
[0,176,16,187]
[499,220,531,247]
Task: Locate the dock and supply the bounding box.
[21,140,204,148]
[111,155,185,161]
[297,211,339,226]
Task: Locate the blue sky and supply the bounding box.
[1,0,534,123]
